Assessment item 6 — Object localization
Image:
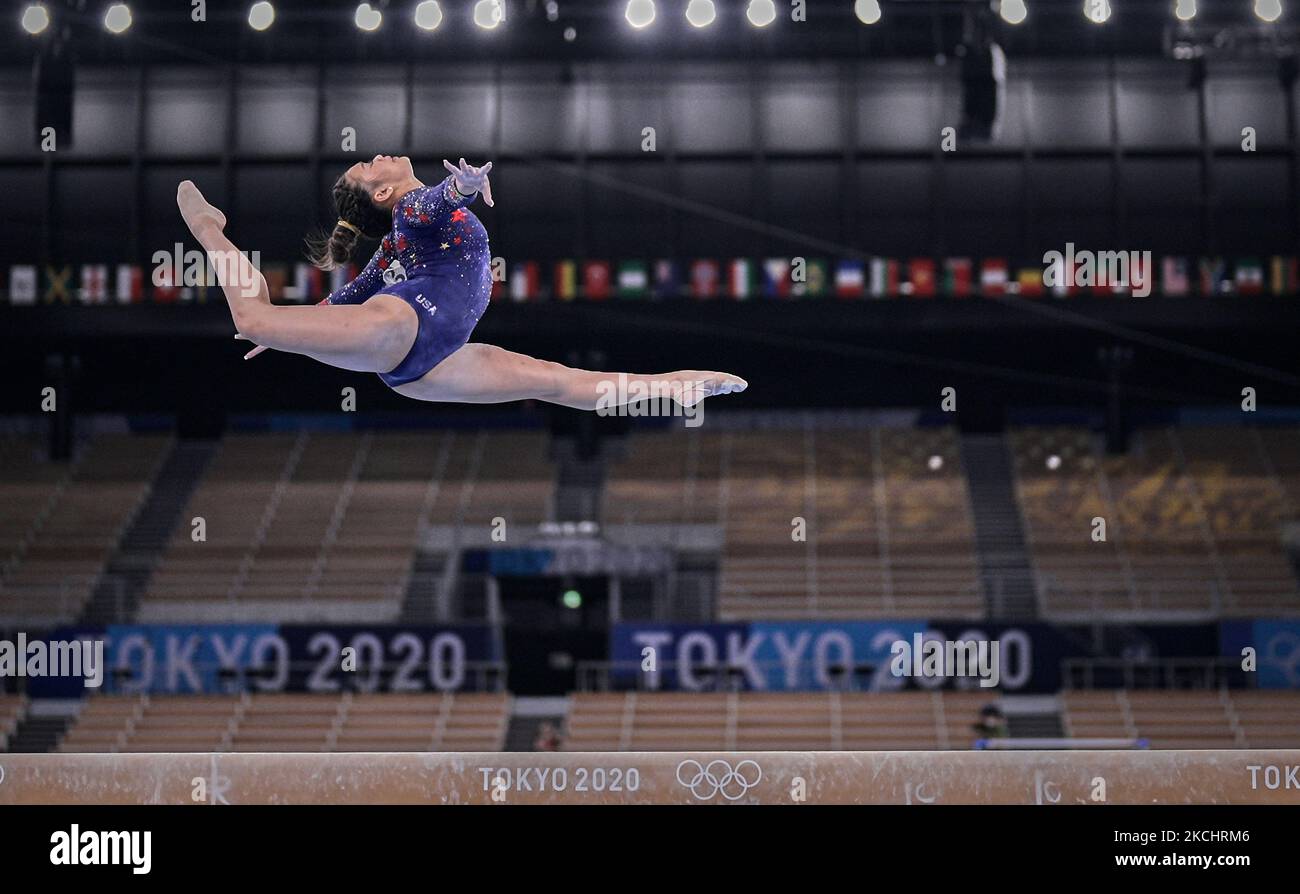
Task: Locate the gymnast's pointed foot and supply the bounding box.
[176,180,227,237]
[674,372,748,408]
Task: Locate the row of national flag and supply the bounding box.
[4,256,1299,304]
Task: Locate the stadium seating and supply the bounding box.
[562,690,1001,751]
[721,425,981,619]
[1012,426,1300,618]
[1230,690,1300,748]
[1061,689,1300,748]
[139,430,555,622]
[1177,427,1298,615]
[565,689,1300,752]
[605,421,982,620]
[0,432,170,625]
[602,426,727,528]
[57,692,511,753]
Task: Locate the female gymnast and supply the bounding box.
[176,155,746,409]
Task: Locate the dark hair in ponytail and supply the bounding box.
[306,174,392,271]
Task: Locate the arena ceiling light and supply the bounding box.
[625,0,655,29]
[474,0,506,29]
[1173,0,1195,21]
[104,3,132,34]
[354,2,381,31]
[746,0,777,27]
[1082,0,1111,24]
[854,0,882,25]
[685,0,716,27]
[248,1,274,31]
[414,0,444,31]
[21,4,50,35]
[1255,0,1283,22]
[998,0,1027,25]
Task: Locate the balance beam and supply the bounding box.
[1,750,1296,805]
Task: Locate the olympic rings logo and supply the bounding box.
[675,759,762,801]
[1263,631,1300,685]
[382,260,408,286]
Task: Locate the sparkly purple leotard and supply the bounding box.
[326,175,491,387]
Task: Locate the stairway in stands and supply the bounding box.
[552,437,605,523]
[399,552,447,623]
[502,715,557,752]
[503,697,570,752]
[960,434,1039,619]
[4,711,73,754]
[78,440,217,626]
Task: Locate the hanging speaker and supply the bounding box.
[34,41,75,149]
[958,42,1005,142]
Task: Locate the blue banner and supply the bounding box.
[1222,620,1300,689]
[611,620,1230,692]
[611,621,928,691]
[24,624,499,696]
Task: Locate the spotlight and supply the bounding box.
[927,455,944,471]
[561,589,582,609]
[998,0,1027,25]
[625,0,655,28]
[354,2,381,31]
[685,0,716,27]
[104,3,132,34]
[546,1,559,22]
[248,1,274,31]
[1046,454,1062,470]
[414,0,443,30]
[1173,0,1196,21]
[21,4,50,35]
[1255,0,1283,22]
[746,0,776,27]
[854,0,882,24]
[474,0,506,29]
[563,25,576,40]
[1083,0,1110,23]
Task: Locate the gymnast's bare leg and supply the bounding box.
[177,181,416,374]
[177,178,746,409]
[395,343,743,410]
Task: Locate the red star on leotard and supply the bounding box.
[418,213,428,223]
[378,257,389,269]
[450,209,468,223]
[453,236,461,245]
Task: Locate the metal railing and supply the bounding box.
[4,658,509,696]
[1061,657,1248,690]
[1036,574,1229,620]
[574,658,1005,693]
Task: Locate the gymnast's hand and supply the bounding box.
[443,158,494,207]
[235,333,267,360]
